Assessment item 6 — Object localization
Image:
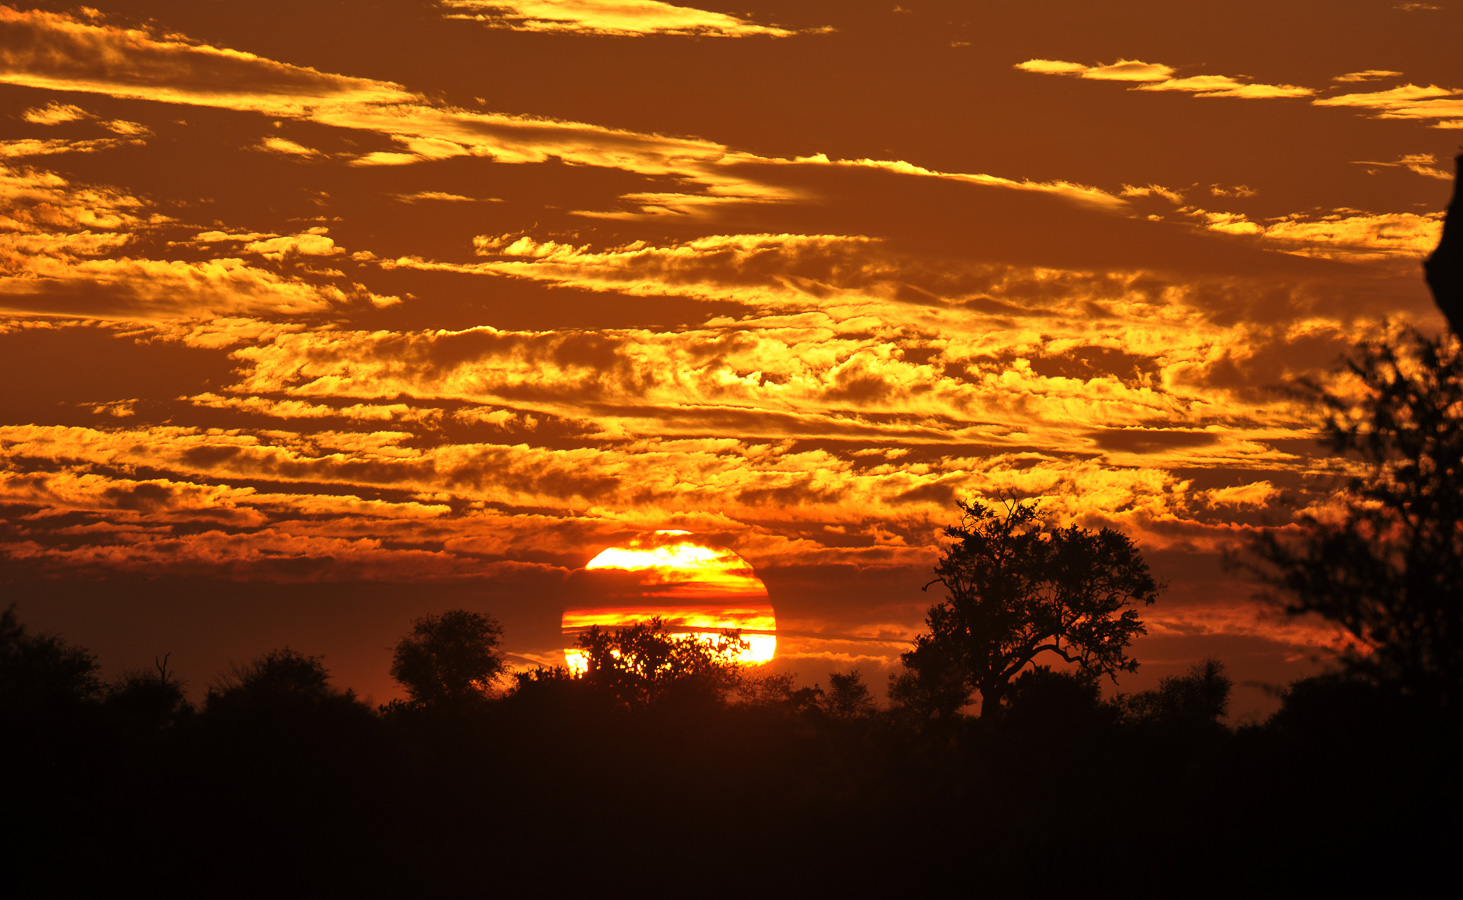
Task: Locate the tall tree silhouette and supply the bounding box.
[1245,329,1463,713]
[896,499,1160,717]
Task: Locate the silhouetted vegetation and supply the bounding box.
[5,595,1456,896]
[893,498,1160,718]
[1244,329,1463,718]
[390,608,505,712]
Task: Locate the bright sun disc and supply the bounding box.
[563,531,776,671]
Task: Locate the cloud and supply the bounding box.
[1314,83,1463,126]
[1017,58,1312,100]
[1135,76,1312,99]
[1017,58,1173,82]
[17,99,147,135]
[0,161,396,321]
[21,101,87,124]
[440,0,815,37]
[253,136,323,159]
[243,230,344,260]
[390,191,496,203]
[1183,207,1443,260]
[0,8,1127,223]
[1352,152,1453,180]
[0,6,412,111]
[1333,70,1403,83]
[0,136,142,157]
[1121,184,1185,205]
[0,255,391,320]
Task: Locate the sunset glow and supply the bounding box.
[565,532,777,670]
[0,1,1455,717]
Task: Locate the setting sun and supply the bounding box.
[563,531,776,671]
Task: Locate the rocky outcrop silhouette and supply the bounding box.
[1425,152,1463,334]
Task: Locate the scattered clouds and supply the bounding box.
[1353,152,1453,180]
[1333,70,1403,83]
[390,191,497,203]
[1017,58,1311,99]
[1314,83,1463,127]
[1018,56,1463,128]
[1122,183,1185,205]
[0,7,1126,222]
[0,3,1441,699]
[253,136,324,159]
[1017,58,1172,82]
[440,0,816,37]
[21,101,87,124]
[0,161,394,321]
[1184,207,1443,260]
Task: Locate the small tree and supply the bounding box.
[391,610,505,709]
[824,669,876,720]
[1244,329,1463,712]
[1122,658,1232,727]
[207,647,343,713]
[105,653,190,733]
[573,618,747,710]
[897,499,1160,718]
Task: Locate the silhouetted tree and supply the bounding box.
[1122,658,1231,727]
[204,646,364,721]
[887,642,970,723]
[390,609,505,710]
[1244,330,1463,713]
[571,618,748,710]
[824,669,876,719]
[737,669,823,713]
[0,604,101,721]
[104,653,190,734]
[899,499,1160,717]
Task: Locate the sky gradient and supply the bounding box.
[2,0,1457,719]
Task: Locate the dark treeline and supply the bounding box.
[4,604,1459,897]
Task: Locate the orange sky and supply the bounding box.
[1,1,1457,719]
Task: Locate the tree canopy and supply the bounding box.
[570,618,748,710]
[391,609,506,709]
[894,499,1160,718]
[1245,329,1463,713]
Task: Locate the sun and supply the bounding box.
[562,531,776,672]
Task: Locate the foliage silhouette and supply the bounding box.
[104,653,191,734]
[0,604,102,721]
[390,608,505,710]
[1244,330,1463,714]
[1123,658,1232,728]
[896,499,1161,717]
[736,669,824,714]
[3,603,1456,896]
[568,617,749,710]
[824,669,877,719]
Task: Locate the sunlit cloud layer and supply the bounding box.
[441,0,814,37]
[1016,58,1312,99]
[1315,83,1463,127]
[0,1,1454,710]
[1017,56,1463,125]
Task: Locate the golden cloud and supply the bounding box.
[440,0,815,37]
[1017,58,1312,100]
